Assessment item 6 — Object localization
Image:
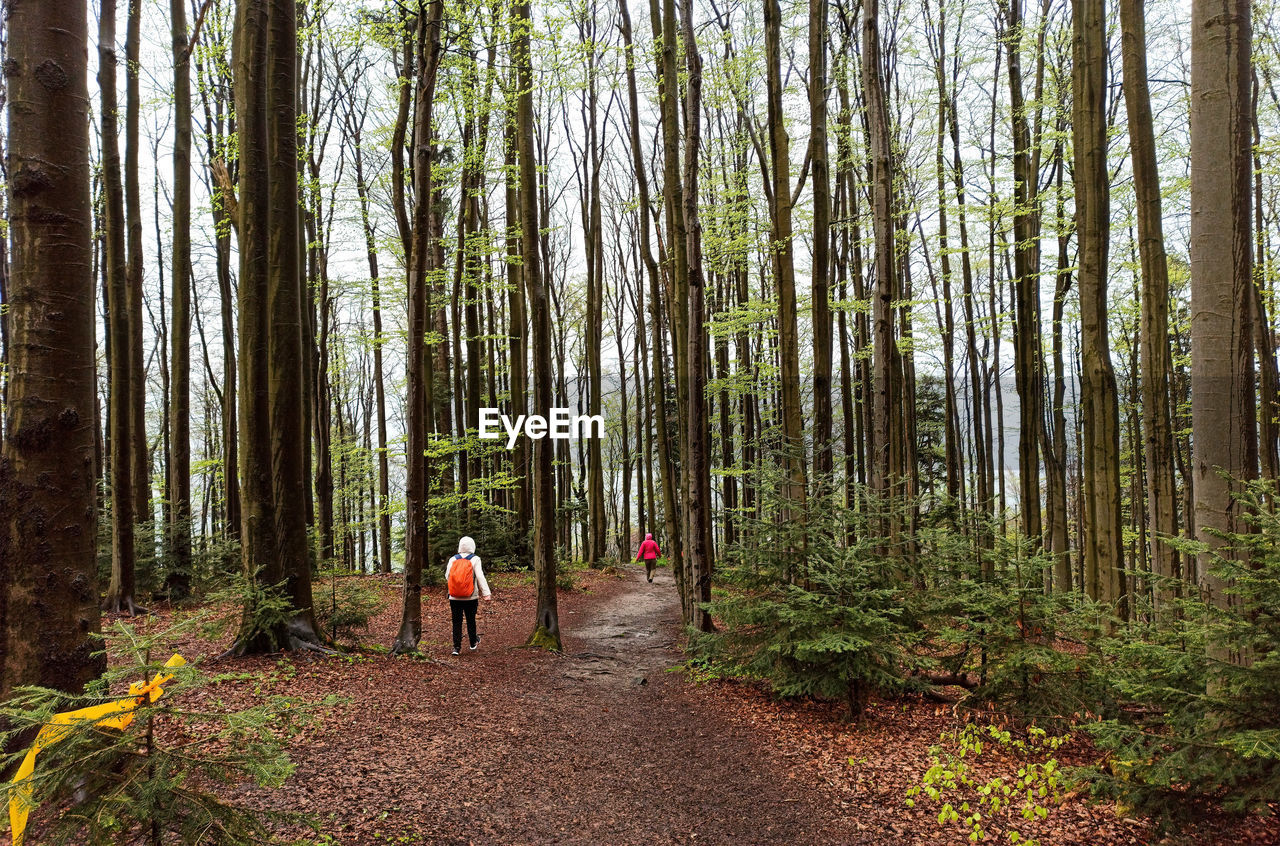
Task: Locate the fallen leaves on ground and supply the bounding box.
[94,568,1280,846]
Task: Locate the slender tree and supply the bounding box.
[100,0,143,615]
[1074,0,1125,613]
[517,0,561,649]
[394,3,444,654]
[764,0,808,538]
[863,0,902,540]
[125,0,149,546]
[681,0,713,631]
[169,0,194,600]
[1120,0,1179,608]
[1004,0,1043,547]
[810,0,833,482]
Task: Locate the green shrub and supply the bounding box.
[1085,480,1280,816]
[904,722,1071,845]
[695,494,920,717]
[897,513,1109,724]
[203,571,299,653]
[556,560,585,592]
[312,574,387,643]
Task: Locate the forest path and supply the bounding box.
[276,565,876,845]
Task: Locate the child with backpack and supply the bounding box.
[446,536,492,656]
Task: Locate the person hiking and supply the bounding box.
[446,536,491,656]
[635,533,661,583]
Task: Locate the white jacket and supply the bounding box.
[446,554,491,600]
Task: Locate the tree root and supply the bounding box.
[219,618,337,658]
[101,594,150,616]
[524,624,562,652]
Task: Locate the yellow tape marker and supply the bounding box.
[8,654,186,846]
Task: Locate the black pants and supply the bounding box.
[450,599,479,650]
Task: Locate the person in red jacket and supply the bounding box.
[635,533,661,583]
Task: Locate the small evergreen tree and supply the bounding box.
[694,486,919,717]
[1087,480,1280,816]
[1,618,328,844]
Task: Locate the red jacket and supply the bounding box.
[636,538,661,560]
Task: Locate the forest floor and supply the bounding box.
[112,566,1280,846]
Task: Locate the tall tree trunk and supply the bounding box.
[651,0,688,603]
[765,0,808,545]
[1048,146,1073,591]
[266,0,319,643]
[620,0,680,562]
[125,0,149,549]
[1,0,106,695]
[393,5,443,654]
[169,0,194,601]
[1074,0,1125,615]
[504,104,530,554]
[100,0,142,615]
[927,0,964,508]
[516,0,561,650]
[810,0,833,482]
[681,0,713,631]
[1190,0,1256,619]
[1253,92,1280,489]
[863,0,901,544]
[231,0,321,654]
[1120,0,1179,608]
[1004,0,1043,547]
[352,128,393,575]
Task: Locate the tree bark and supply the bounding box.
[765,0,808,544]
[393,5,443,654]
[168,0,194,600]
[1190,0,1256,619]
[1120,0,1179,608]
[515,0,561,650]
[681,0,713,632]
[863,0,901,545]
[1004,0,1043,547]
[1074,0,1125,614]
[125,0,149,549]
[810,0,833,482]
[1,0,105,695]
[620,0,680,565]
[100,0,142,616]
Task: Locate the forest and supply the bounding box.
[1,0,1280,840]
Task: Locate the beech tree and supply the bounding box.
[100,0,144,616]
[229,0,323,653]
[169,0,195,599]
[1189,0,1256,609]
[1,0,104,694]
[394,1,444,656]
[1073,0,1124,613]
[1119,0,1178,609]
[516,0,561,650]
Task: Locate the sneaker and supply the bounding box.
[647,575,653,583]
[469,635,482,652]
[451,648,460,656]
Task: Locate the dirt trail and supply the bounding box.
[274,565,872,845]
[557,565,680,685]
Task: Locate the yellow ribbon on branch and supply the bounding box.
[7,654,186,846]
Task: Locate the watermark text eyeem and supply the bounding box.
[478,408,605,449]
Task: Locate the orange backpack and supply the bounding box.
[447,554,475,599]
